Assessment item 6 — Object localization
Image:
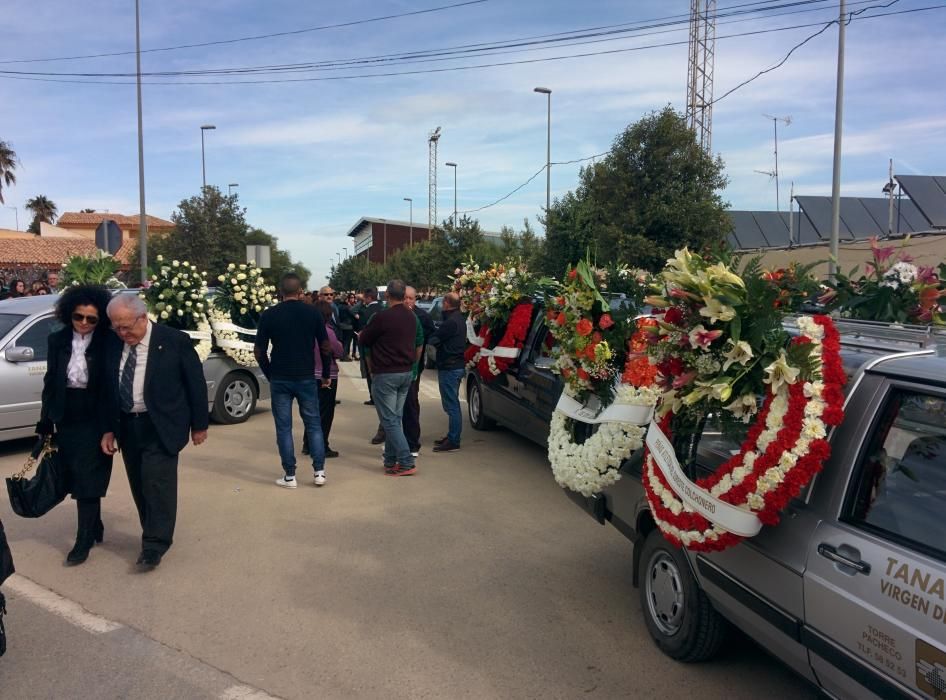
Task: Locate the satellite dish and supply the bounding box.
[94,219,123,255]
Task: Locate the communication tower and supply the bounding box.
[428,127,441,234]
[686,0,717,152]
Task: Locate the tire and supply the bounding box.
[211,372,258,425]
[467,376,496,430]
[639,528,728,662]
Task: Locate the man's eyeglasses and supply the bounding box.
[111,315,145,334]
[72,312,99,325]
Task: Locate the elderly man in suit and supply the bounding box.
[100,294,208,570]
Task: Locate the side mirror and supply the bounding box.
[5,346,35,362]
[534,356,554,370]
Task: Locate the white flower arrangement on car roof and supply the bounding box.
[140,255,212,362]
[209,262,276,366]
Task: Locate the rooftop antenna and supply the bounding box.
[755,114,792,213]
[428,127,441,236]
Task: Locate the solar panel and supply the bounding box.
[895,199,933,232]
[726,231,741,249]
[728,211,768,249]
[754,211,790,248]
[795,196,854,240]
[896,175,946,228]
[860,198,899,235]
[840,198,884,239]
[796,212,821,244]
[934,177,946,194]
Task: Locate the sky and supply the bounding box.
[1,0,945,285]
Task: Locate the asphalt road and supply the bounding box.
[0,363,817,699]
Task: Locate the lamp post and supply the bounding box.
[336,252,341,266]
[445,162,457,228]
[534,87,551,234]
[343,247,348,259]
[200,124,216,191]
[403,197,413,245]
[828,0,845,279]
[6,206,17,231]
[228,183,239,197]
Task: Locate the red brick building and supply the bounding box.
[346,216,504,263]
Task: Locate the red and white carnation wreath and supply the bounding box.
[477,301,534,381]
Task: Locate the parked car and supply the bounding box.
[0,294,270,443]
[471,306,946,700]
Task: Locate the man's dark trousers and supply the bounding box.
[403,376,421,451]
[121,412,178,554]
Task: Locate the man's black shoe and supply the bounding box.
[136,550,162,569]
[370,431,386,445]
[325,448,340,458]
[432,440,460,453]
[335,400,341,405]
[364,400,375,406]
[433,436,449,446]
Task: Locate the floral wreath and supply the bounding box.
[141,255,212,363]
[210,262,276,366]
[476,301,534,381]
[638,250,845,552]
[643,316,844,551]
[545,260,656,495]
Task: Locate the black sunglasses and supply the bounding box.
[72,312,99,325]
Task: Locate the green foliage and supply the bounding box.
[59,252,125,288]
[136,187,309,288]
[0,140,18,205]
[25,194,58,233]
[541,106,730,275]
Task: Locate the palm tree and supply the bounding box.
[0,140,18,205]
[25,195,58,233]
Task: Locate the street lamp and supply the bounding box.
[403,197,413,245]
[135,0,148,284]
[200,124,216,190]
[228,183,239,197]
[445,162,457,228]
[343,247,348,259]
[5,206,17,231]
[534,87,552,235]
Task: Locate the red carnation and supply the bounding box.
[598,313,615,330]
[555,312,567,326]
[576,318,593,336]
[568,269,577,280]
[577,367,590,381]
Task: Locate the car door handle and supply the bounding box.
[818,543,871,575]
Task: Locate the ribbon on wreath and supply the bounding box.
[644,422,763,539]
[184,329,213,342]
[555,392,655,426]
[466,317,484,346]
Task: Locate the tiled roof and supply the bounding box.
[114,239,137,264]
[0,238,103,265]
[57,212,175,229]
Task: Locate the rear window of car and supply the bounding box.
[0,313,27,340]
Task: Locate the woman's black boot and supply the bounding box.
[67,500,97,565]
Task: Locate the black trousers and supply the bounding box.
[403,376,421,451]
[303,378,338,451]
[120,413,178,555]
[340,329,354,359]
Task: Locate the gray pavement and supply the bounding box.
[0,363,817,699]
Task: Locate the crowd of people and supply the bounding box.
[16,273,467,572]
[0,270,59,299]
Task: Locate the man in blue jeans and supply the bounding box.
[357,279,423,476]
[429,292,466,452]
[254,273,333,488]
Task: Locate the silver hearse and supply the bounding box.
[0,294,269,442]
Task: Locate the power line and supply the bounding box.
[460,166,547,214]
[2,4,938,85]
[0,1,489,65]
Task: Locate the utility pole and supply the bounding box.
[763,114,791,213]
[404,197,413,245]
[883,159,896,237]
[828,0,846,279]
[135,0,148,285]
[534,87,552,234]
[445,162,457,228]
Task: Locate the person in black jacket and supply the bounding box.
[429,292,467,452]
[36,284,114,565]
[100,294,209,570]
[403,286,435,455]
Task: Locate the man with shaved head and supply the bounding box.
[403,286,435,456]
[428,292,466,452]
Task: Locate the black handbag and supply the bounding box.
[5,436,68,518]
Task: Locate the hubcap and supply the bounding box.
[224,380,253,418]
[469,384,480,423]
[645,551,685,636]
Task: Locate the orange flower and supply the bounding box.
[577,367,590,382]
[576,318,593,336]
[555,312,567,326]
[568,269,578,280]
[622,355,658,387]
[598,313,614,329]
[584,342,598,360]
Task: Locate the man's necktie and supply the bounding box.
[120,346,137,413]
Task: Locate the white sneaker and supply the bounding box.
[314,473,326,487]
[411,451,420,458]
[275,476,297,489]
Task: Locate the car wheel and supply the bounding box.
[639,528,728,662]
[211,372,258,424]
[467,376,495,430]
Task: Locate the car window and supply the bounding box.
[0,313,28,340]
[847,390,946,560]
[529,323,556,363]
[429,299,443,323]
[14,316,63,361]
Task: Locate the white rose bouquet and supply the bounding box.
[209,262,277,366]
[141,255,212,362]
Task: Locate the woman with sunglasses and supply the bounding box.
[36,285,114,565]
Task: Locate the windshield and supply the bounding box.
[0,313,27,340]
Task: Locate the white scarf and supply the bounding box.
[66,331,93,388]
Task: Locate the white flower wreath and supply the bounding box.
[208,307,258,366]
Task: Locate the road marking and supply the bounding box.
[220,685,282,700]
[5,573,123,634]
